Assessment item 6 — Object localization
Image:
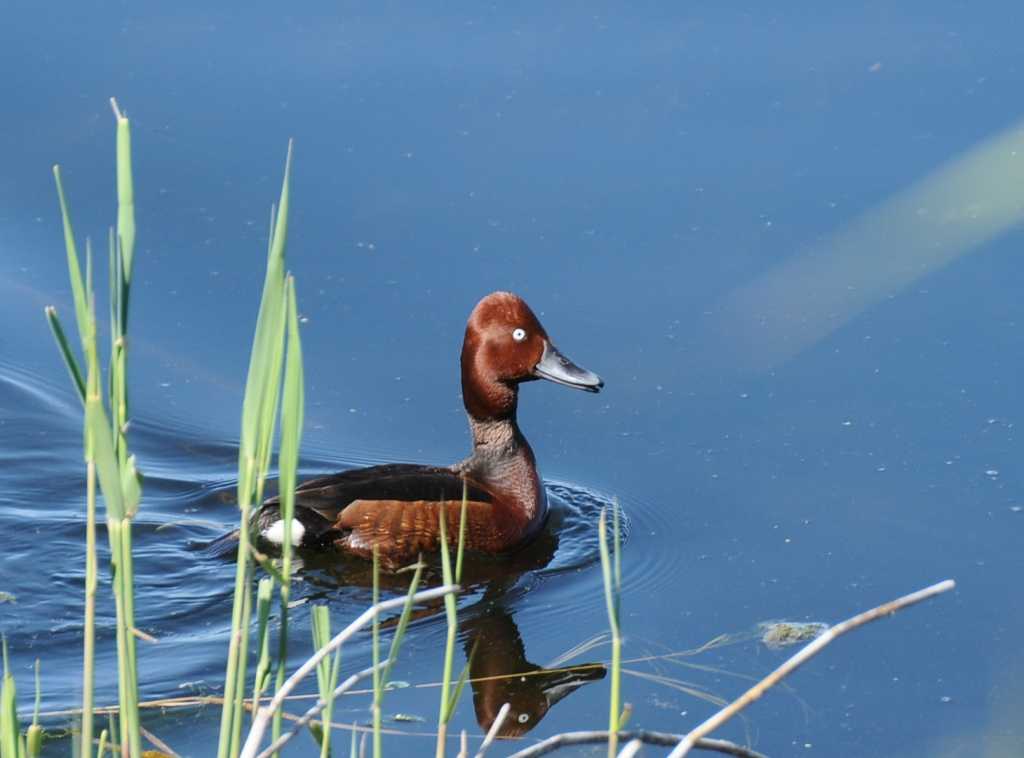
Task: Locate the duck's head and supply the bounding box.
[461,291,603,420]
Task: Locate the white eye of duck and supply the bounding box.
[512,328,527,342]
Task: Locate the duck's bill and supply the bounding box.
[534,341,604,393]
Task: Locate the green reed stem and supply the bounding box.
[81,460,97,753]
[217,499,252,758]
[311,605,340,758]
[232,568,254,755]
[435,490,469,758]
[252,578,275,719]
[111,98,136,283]
[271,275,304,755]
[598,506,623,758]
[107,518,140,756]
[365,556,424,757]
[454,482,468,586]
[26,660,42,758]
[321,651,341,758]
[1,637,19,758]
[371,547,382,758]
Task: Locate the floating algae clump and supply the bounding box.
[759,621,829,649]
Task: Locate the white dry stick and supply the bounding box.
[617,738,644,758]
[667,579,956,758]
[240,583,459,758]
[255,663,382,758]
[140,726,181,758]
[474,702,511,758]
[507,730,765,758]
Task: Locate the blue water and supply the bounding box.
[2,1,1023,756]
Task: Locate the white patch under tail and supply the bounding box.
[262,518,306,547]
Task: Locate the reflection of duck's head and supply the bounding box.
[465,605,606,737]
[473,661,606,737]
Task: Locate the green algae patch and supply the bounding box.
[759,621,829,649]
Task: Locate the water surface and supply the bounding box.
[2,2,1023,756]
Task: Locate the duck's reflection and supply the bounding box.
[462,604,605,737]
[274,503,605,736]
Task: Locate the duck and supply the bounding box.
[253,291,603,567]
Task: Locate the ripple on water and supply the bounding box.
[3,382,682,720]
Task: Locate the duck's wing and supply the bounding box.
[258,464,506,561]
[267,463,493,523]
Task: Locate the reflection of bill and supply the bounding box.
[463,607,605,737]
[702,118,1024,373]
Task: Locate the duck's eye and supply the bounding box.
[517,713,530,724]
[512,328,527,342]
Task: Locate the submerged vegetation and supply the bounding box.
[0,101,955,758]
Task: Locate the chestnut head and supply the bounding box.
[461,292,602,420]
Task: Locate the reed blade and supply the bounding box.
[446,641,476,718]
[52,165,90,349]
[238,142,293,503]
[44,306,86,403]
[220,140,295,758]
[383,559,425,684]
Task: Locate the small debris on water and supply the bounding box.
[759,621,829,649]
[177,680,210,692]
[940,695,952,703]
[385,680,410,690]
[392,713,425,723]
[985,469,999,477]
[0,591,15,604]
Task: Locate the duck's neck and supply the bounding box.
[455,413,546,530]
